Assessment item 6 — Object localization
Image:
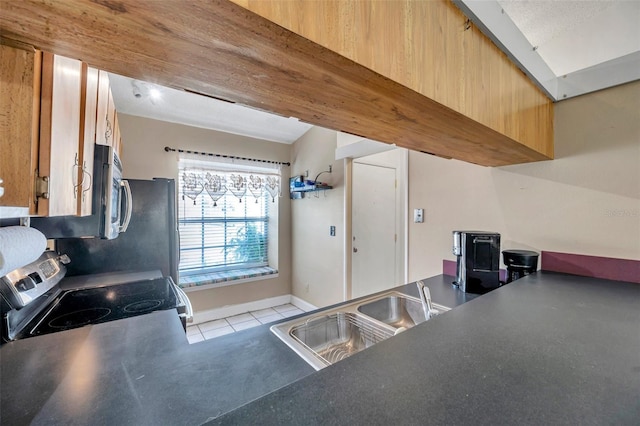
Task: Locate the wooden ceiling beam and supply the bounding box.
[0,0,550,166]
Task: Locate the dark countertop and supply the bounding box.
[0,274,461,425]
[210,272,640,425]
[2,273,638,425]
[0,306,313,425]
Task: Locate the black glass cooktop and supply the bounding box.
[24,278,180,338]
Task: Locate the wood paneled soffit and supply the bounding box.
[0,0,550,166]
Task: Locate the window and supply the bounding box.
[177,155,280,280]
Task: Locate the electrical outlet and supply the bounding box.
[330,226,336,236]
[304,283,310,293]
[414,208,424,223]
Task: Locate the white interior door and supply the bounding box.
[352,162,397,298]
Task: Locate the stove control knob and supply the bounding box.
[16,276,37,292]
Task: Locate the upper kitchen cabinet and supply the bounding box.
[78,64,99,216]
[37,52,85,217]
[95,70,122,157]
[1,0,550,166]
[0,43,103,217]
[112,111,122,157]
[0,43,41,215]
[96,70,113,147]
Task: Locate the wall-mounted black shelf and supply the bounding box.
[290,174,333,199]
[290,166,333,199]
[290,185,332,199]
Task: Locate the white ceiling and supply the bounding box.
[457,0,640,100]
[112,1,640,138]
[109,73,312,144]
[500,0,617,52]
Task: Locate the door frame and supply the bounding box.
[343,148,408,301]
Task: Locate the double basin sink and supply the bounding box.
[271,290,451,370]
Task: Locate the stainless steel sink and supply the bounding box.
[290,312,394,367]
[357,294,450,329]
[271,290,451,370]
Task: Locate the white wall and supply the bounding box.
[118,114,293,312]
[408,80,640,281]
[290,127,345,307]
[118,79,640,310]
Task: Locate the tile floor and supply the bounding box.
[186,303,306,344]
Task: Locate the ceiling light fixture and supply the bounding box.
[149,88,162,100]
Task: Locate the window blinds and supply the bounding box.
[177,153,280,275]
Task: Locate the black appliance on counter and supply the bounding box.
[452,230,501,294]
[502,250,539,283]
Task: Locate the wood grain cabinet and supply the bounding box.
[95,70,121,152]
[232,0,554,161]
[37,51,84,217]
[78,65,99,216]
[0,44,113,217]
[0,43,41,215]
[113,111,122,158]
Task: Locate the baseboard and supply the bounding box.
[192,294,291,324]
[191,294,318,325]
[290,295,318,312]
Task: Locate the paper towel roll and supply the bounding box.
[0,226,47,277]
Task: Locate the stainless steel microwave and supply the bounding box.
[31,144,132,239]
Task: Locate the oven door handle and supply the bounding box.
[173,283,193,323]
[119,179,133,233]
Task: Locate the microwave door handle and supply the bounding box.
[119,180,133,233]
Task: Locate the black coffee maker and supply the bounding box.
[452,231,501,294]
[502,250,539,283]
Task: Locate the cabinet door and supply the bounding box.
[0,44,41,214]
[95,70,112,146]
[112,111,122,158]
[38,52,83,217]
[106,86,116,146]
[77,65,99,216]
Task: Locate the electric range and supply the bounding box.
[1,252,191,342]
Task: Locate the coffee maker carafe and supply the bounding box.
[452,231,501,294]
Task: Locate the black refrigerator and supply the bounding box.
[56,178,179,283]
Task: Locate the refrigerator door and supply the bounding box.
[56,179,179,283]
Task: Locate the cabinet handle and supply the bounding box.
[105,117,113,143]
[72,153,80,199]
[71,156,92,203]
[81,166,92,202]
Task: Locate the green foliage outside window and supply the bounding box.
[225,223,266,263]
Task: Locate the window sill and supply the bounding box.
[179,267,278,292]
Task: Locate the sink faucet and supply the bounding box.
[416,281,437,319]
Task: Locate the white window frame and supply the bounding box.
[177,155,280,278]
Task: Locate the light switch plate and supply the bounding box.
[414,208,424,223]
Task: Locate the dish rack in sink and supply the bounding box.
[289,312,394,365]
